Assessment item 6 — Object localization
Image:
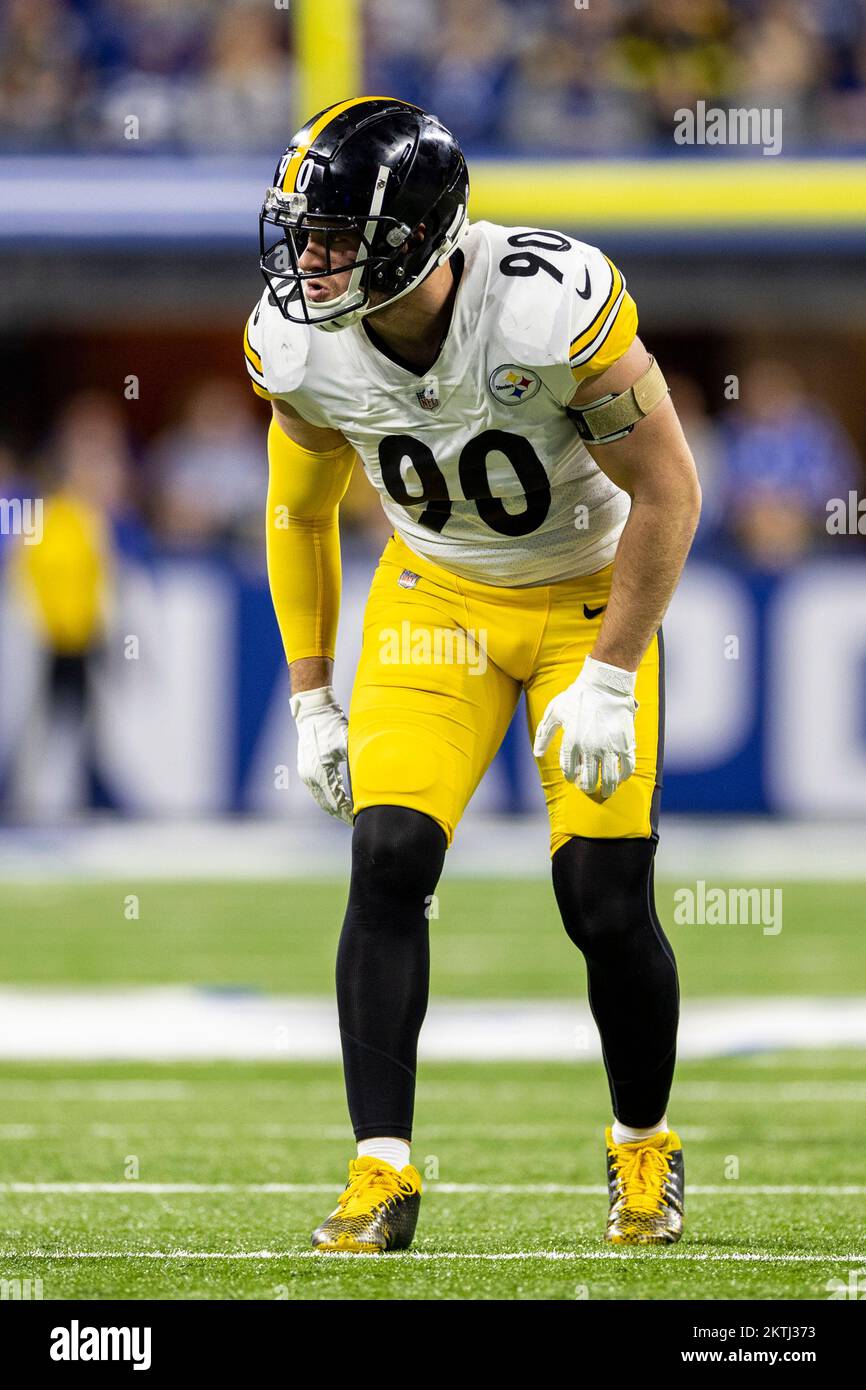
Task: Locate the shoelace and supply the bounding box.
[612,1144,670,1214]
[336,1164,412,1218]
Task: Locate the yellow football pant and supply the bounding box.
[348,532,663,855]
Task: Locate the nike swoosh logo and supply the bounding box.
[583,603,607,619]
[576,268,592,300]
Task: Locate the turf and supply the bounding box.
[0,878,862,997]
[0,876,863,1299]
[0,1052,864,1300]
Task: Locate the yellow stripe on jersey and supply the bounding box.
[569,256,623,362]
[244,353,268,390]
[281,95,399,193]
[243,316,273,397]
[570,290,639,385]
[244,320,263,372]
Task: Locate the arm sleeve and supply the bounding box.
[265,417,355,665]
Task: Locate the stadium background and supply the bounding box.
[0,0,864,1301]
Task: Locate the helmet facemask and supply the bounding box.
[261,168,410,331]
[259,167,468,333]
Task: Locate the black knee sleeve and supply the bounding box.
[552,836,679,1128]
[337,805,447,1141]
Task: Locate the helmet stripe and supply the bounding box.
[281,95,400,192]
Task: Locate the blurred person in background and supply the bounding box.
[152,373,389,554]
[1,0,860,155]
[81,0,206,149]
[608,0,740,145]
[364,0,439,111]
[0,0,90,149]
[6,391,133,818]
[148,378,268,548]
[0,441,35,562]
[665,373,728,551]
[720,358,862,566]
[817,0,866,147]
[79,0,289,152]
[425,0,515,147]
[504,7,645,154]
[178,0,291,153]
[734,0,826,146]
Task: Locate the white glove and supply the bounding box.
[533,655,638,800]
[289,685,354,825]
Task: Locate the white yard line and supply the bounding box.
[0,1079,864,1104]
[0,1123,714,1141]
[0,1082,192,1100]
[0,1182,863,1196]
[2,990,866,1061]
[0,1249,863,1263]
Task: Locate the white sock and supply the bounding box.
[612,1115,668,1145]
[357,1137,411,1170]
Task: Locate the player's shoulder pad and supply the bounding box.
[481,223,638,407]
[243,289,311,400]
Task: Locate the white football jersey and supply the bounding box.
[244,220,638,586]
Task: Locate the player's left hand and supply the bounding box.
[533,655,638,800]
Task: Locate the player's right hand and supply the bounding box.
[289,685,354,825]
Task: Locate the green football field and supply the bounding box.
[0,878,864,1300]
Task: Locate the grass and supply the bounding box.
[0,878,862,997]
[0,1052,864,1299]
[0,876,863,1299]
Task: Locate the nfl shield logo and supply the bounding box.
[416,381,440,411]
[398,569,419,589]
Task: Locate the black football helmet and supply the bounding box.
[259,96,469,332]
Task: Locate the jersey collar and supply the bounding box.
[349,225,488,406]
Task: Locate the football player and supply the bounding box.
[244,97,700,1251]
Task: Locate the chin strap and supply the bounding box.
[567,356,669,445]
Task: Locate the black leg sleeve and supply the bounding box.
[552,835,680,1128]
[336,805,447,1141]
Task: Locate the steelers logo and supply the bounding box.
[489,364,542,406]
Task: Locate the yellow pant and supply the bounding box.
[348,532,663,855]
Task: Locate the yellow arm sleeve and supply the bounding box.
[265,417,356,665]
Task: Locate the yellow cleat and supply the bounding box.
[312,1156,423,1253]
[603,1126,685,1245]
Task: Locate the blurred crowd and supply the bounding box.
[0,360,860,819]
[0,379,390,574]
[2,0,866,153]
[0,361,862,580]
